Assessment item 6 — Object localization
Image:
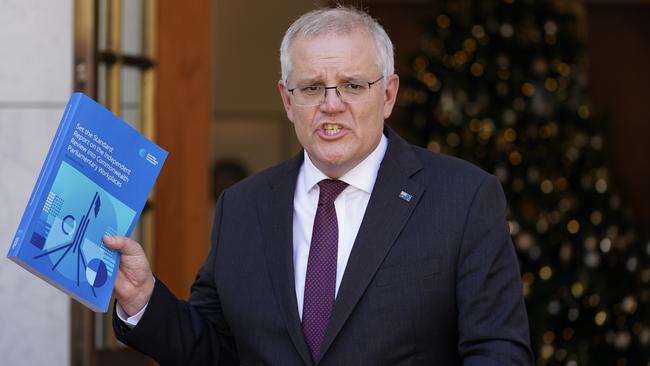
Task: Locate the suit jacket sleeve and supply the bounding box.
[113,191,239,366]
[456,174,534,365]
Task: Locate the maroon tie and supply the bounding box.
[302,179,348,362]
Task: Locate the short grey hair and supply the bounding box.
[280,6,394,84]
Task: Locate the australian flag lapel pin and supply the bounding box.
[398,190,413,202]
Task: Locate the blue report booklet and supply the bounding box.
[7,93,167,312]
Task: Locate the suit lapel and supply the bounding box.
[319,129,425,359]
[258,153,314,366]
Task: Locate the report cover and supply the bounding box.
[7,92,167,312]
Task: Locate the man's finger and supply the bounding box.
[103,235,143,256]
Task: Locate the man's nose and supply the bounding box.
[320,87,346,111]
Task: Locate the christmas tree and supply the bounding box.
[397,0,650,364]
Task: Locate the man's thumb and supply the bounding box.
[103,235,142,256]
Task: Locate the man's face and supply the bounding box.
[278,31,399,178]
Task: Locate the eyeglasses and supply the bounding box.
[287,76,384,106]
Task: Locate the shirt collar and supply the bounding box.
[302,133,388,194]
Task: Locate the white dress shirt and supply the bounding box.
[293,135,387,319]
[118,134,388,326]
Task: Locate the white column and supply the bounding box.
[0,1,73,365]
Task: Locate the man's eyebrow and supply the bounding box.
[293,75,370,86]
[340,74,367,81]
[293,77,324,86]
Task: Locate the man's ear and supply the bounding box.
[278,80,295,123]
[382,74,400,119]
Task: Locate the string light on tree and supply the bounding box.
[398,0,649,364]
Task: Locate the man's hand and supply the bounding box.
[103,235,155,317]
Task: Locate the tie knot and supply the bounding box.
[317,179,348,205]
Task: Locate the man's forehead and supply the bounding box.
[290,28,373,50]
[288,33,377,70]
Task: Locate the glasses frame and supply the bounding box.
[287,75,384,106]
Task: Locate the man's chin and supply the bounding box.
[309,153,355,177]
[320,153,350,167]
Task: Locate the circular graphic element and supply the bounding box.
[61,215,76,235]
[139,148,147,158]
[85,259,108,288]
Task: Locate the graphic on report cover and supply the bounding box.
[28,161,135,296]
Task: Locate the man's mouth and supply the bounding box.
[322,124,343,136]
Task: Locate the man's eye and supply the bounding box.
[341,83,366,94]
[343,83,363,90]
[299,86,323,96]
[300,86,322,94]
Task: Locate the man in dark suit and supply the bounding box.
[105,6,533,365]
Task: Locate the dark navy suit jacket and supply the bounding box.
[114,128,533,365]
